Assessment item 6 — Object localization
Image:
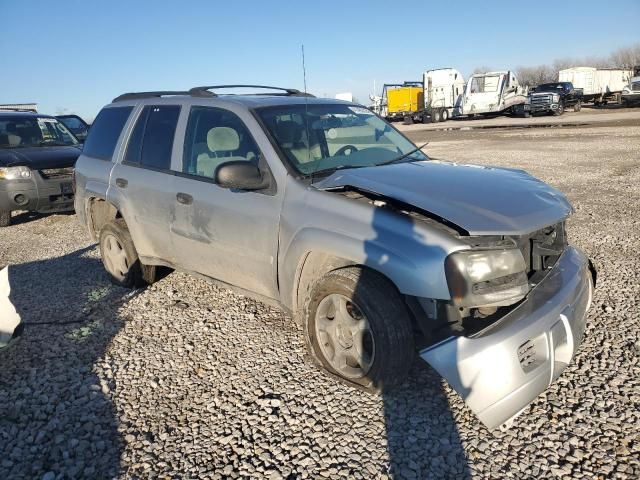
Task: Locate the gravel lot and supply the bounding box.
[1,112,639,479]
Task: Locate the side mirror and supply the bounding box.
[215,161,269,191]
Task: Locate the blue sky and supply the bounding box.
[1,0,638,119]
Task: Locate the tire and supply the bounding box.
[99,219,157,288]
[0,210,11,227]
[573,101,581,112]
[403,115,414,125]
[554,102,565,116]
[431,109,441,123]
[303,267,414,393]
[441,108,449,122]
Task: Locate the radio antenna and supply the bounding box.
[302,44,308,96]
[302,44,313,181]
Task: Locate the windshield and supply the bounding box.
[256,104,428,175]
[469,75,501,93]
[536,83,565,92]
[0,116,79,148]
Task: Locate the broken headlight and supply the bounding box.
[0,166,31,180]
[445,248,529,307]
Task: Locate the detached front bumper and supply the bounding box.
[0,172,74,214]
[420,246,592,430]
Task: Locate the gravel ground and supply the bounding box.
[1,118,639,479]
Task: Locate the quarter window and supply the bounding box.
[182,107,260,179]
[124,105,180,170]
[83,107,133,160]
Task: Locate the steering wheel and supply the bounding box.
[335,145,358,156]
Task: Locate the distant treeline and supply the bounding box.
[474,43,640,87]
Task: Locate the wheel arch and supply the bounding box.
[85,197,122,241]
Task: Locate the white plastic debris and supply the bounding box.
[0,267,22,348]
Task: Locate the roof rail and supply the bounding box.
[112,91,191,103]
[189,85,315,97]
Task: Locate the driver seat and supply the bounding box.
[274,120,321,164]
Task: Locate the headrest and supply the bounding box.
[207,127,239,152]
[274,120,304,145]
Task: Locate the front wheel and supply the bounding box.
[99,219,157,288]
[0,210,11,227]
[554,102,565,116]
[303,267,414,393]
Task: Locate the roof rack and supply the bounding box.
[189,85,314,98]
[112,85,315,103]
[112,91,191,103]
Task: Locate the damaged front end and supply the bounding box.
[0,267,23,349]
[324,183,593,430]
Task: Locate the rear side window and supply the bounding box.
[83,107,133,160]
[124,105,180,170]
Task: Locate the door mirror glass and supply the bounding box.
[215,161,268,190]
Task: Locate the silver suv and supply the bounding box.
[74,85,594,429]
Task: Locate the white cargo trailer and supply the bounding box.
[558,67,633,104]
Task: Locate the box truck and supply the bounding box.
[558,67,634,104]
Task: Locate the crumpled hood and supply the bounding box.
[314,161,573,236]
[0,145,81,169]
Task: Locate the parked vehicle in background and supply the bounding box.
[621,76,640,106]
[0,103,38,113]
[74,85,594,430]
[56,114,91,142]
[421,68,465,123]
[462,70,529,117]
[0,112,80,226]
[401,69,529,123]
[382,82,423,121]
[0,267,22,350]
[558,67,633,105]
[529,82,583,115]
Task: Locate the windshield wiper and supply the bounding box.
[377,142,429,166]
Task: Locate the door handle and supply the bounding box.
[176,192,193,205]
[115,178,128,188]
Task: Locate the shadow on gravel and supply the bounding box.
[0,246,132,478]
[8,210,75,227]
[361,207,472,479]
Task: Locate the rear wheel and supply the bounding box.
[99,219,156,288]
[403,115,414,125]
[441,108,449,122]
[303,267,414,393]
[0,210,11,227]
[431,109,441,123]
[573,101,582,112]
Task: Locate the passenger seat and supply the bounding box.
[196,127,253,178]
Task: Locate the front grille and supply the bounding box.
[632,82,640,92]
[39,167,74,179]
[531,94,552,105]
[514,222,567,280]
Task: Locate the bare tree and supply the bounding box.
[472,66,493,75]
[609,43,640,69]
[516,65,555,86]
